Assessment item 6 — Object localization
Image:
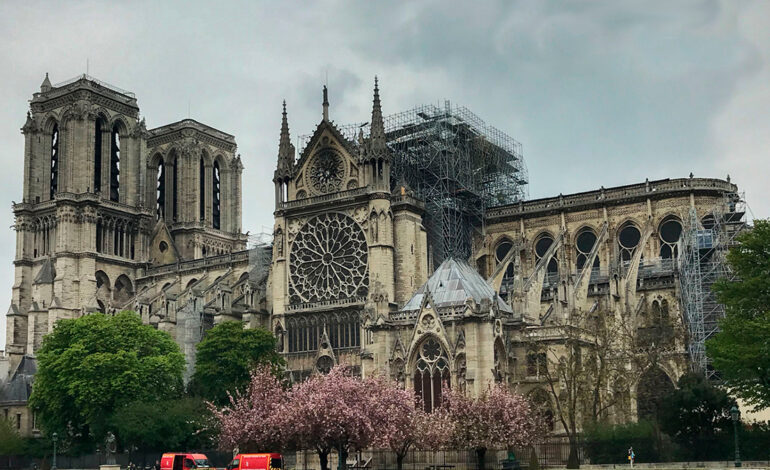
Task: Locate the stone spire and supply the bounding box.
[369,76,387,156]
[275,100,294,181]
[40,73,52,93]
[322,85,329,122]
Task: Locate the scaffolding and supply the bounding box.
[301,102,528,268]
[678,192,746,380]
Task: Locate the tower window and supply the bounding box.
[109,125,120,202]
[199,158,205,221]
[94,119,103,193]
[173,156,178,221]
[50,124,59,199]
[213,161,221,230]
[156,158,165,219]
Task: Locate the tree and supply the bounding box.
[368,376,452,470]
[528,309,643,469]
[283,365,378,470]
[0,418,25,456]
[29,311,185,449]
[443,383,543,470]
[112,397,215,452]
[210,365,288,453]
[657,372,736,460]
[707,219,770,410]
[190,321,284,405]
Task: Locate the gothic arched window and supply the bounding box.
[94,118,103,193]
[212,161,221,229]
[156,158,165,219]
[50,124,59,199]
[110,124,120,202]
[172,155,179,221]
[659,217,682,260]
[413,337,450,412]
[199,157,205,221]
[575,229,600,271]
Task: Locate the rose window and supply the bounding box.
[309,149,345,194]
[289,213,368,303]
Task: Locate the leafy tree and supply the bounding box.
[209,365,288,453]
[658,372,736,460]
[112,397,214,452]
[190,321,283,404]
[284,365,379,470]
[443,384,543,470]
[29,311,185,449]
[0,418,25,456]
[368,376,452,470]
[707,220,770,410]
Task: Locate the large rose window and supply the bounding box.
[289,213,368,303]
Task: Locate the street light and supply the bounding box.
[730,405,741,468]
[51,432,58,470]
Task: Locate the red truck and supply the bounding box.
[161,453,215,470]
[226,453,282,470]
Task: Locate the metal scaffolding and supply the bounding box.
[303,102,528,268]
[678,192,746,380]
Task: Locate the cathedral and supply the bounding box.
[1,74,744,437]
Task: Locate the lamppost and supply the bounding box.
[730,405,741,468]
[51,432,58,470]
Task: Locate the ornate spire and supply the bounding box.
[369,76,387,156]
[275,100,294,181]
[322,85,329,122]
[40,73,52,93]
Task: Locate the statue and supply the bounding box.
[105,432,117,465]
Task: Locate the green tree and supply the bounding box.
[0,418,25,456]
[29,311,185,449]
[111,397,214,451]
[658,372,736,460]
[707,219,770,410]
[189,321,283,404]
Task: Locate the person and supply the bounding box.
[628,447,635,468]
[154,460,161,470]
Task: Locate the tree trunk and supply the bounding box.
[396,453,406,470]
[476,447,487,470]
[318,450,330,470]
[338,446,349,470]
[566,439,580,469]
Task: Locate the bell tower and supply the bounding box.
[7,74,153,368]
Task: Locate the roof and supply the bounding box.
[0,356,36,404]
[401,258,512,314]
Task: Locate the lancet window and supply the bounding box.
[50,124,59,199]
[286,311,360,353]
[94,119,103,193]
[109,125,120,202]
[413,337,450,413]
[156,158,165,219]
[213,161,221,229]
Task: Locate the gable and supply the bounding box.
[149,219,179,265]
[294,123,361,197]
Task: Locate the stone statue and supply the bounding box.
[105,432,117,465]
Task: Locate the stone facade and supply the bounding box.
[1,74,742,437]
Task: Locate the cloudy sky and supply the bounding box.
[1,0,769,348]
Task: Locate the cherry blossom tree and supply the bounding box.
[209,365,288,452]
[443,384,544,470]
[368,376,453,470]
[283,365,378,470]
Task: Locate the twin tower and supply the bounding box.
[5,74,246,369]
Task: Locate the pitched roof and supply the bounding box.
[0,356,36,404]
[401,258,513,314]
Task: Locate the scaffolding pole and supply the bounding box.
[677,192,746,379]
